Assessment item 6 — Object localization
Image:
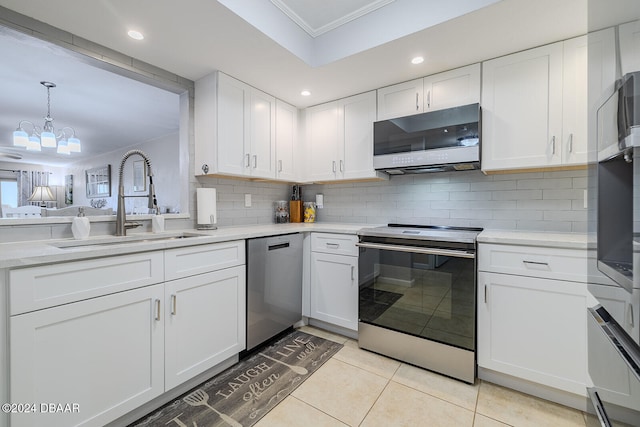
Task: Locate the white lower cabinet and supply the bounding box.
[309,233,359,331]
[164,266,246,390]
[477,243,589,397]
[10,284,165,427]
[477,272,588,395]
[8,241,246,427]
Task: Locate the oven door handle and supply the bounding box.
[587,387,613,427]
[355,242,475,259]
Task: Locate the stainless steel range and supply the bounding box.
[356,224,482,383]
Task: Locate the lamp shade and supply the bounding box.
[13,130,28,147]
[67,137,81,153]
[26,136,41,151]
[28,186,55,203]
[57,140,70,155]
[40,131,57,148]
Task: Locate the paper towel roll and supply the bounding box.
[197,187,217,227]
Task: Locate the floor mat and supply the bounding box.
[359,287,403,322]
[131,330,343,427]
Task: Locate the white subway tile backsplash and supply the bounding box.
[195,169,590,233]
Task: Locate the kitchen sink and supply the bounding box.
[51,232,207,249]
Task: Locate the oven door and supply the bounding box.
[587,300,640,426]
[357,242,476,352]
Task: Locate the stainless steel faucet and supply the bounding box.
[115,149,158,236]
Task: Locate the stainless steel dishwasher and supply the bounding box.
[246,233,303,352]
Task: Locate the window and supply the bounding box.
[1,179,18,208]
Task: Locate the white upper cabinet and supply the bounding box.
[377,78,424,120]
[482,32,616,172]
[305,91,380,182]
[377,63,480,120]
[195,71,276,179]
[275,99,299,182]
[342,91,378,180]
[423,63,481,112]
[619,19,640,75]
[306,101,340,182]
[482,42,564,171]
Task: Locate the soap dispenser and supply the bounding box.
[71,207,90,240]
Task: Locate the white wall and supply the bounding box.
[65,132,181,213]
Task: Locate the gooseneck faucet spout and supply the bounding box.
[115,149,159,236]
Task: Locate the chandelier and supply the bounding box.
[12,81,81,155]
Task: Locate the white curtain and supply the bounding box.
[17,170,50,206]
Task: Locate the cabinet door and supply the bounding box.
[275,100,298,181]
[217,73,250,176]
[306,101,339,181]
[481,42,563,171]
[423,63,480,112]
[377,78,423,120]
[341,91,377,180]
[477,272,588,395]
[249,88,276,179]
[562,35,589,165]
[165,266,246,390]
[10,284,164,427]
[310,252,358,331]
[619,20,640,76]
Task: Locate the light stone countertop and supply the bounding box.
[0,222,376,269]
[0,224,596,269]
[477,229,595,250]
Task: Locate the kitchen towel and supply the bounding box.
[197,187,217,227]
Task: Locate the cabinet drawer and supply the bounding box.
[10,251,164,315]
[478,243,588,282]
[311,233,358,256]
[165,240,245,281]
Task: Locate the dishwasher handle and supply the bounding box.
[268,242,290,251]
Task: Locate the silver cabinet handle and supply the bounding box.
[551,136,556,155]
[523,260,549,267]
[245,153,251,168]
[416,93,419,111]
[568,133,573,153]
[171,294,177,315]
[629,303,635,328]
[426,90,431,108]
[340,160,344,172]
[155,299,161,321]
[484,285,488,304]
[253,155,257,169]
[278,159,283,172]
[332,160,336,173]
[326,243,340,249]
[351,265,355,281]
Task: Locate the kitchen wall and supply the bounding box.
[200,168,590,232]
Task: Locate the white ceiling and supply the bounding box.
[0,0,638,167]
[270,0,396,37]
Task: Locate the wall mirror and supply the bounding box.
[0,19,191,222]
[85,165,111,198]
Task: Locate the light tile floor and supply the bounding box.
[255,325,599,427]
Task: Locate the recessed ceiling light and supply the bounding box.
[411,56,424,65]
[301,90,311,96]
[127,30,144,40]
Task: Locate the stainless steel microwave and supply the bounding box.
[597,71,640,162]
[373,103,481,174]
